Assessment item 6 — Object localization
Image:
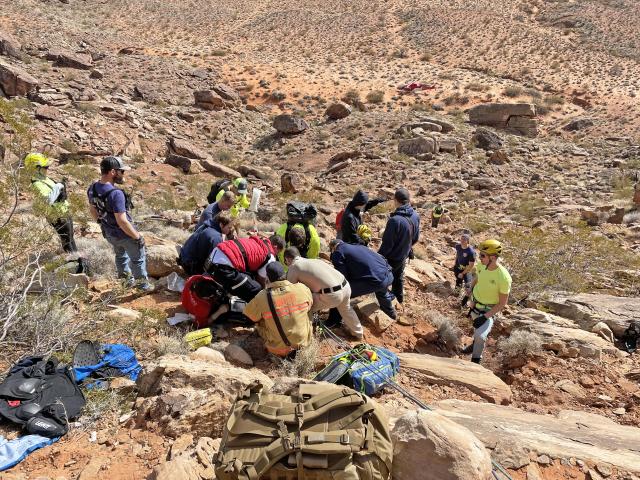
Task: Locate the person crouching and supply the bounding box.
[243,262,314,358]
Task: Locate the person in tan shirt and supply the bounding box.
[244,261,314,357]
[284,247,363,339]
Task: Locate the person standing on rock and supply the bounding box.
[196,190,235,229]
[339,190,386,244]
[178,213,236,277]
[88,156,152,291]
[378,188,420,304]
[243,262,314,358]
[462,239,511,364]
[453,233,475,298]
[25,153,78,254]
[329,239,396,329]
[284,246,362,339]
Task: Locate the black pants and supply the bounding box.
[212,264,262,302]
[388,259,406,304]
[51,217,77,253]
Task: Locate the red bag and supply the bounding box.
[181,275,224,328]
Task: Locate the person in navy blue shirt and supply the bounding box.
[179,212,235,276]
[196,190,235,229]
[378,188,420,304]
[453,233,475,290]
[87,156,152,291]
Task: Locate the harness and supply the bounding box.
[266,289,292,347]
[284,221,312,257]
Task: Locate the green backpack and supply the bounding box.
[214,381,393,480]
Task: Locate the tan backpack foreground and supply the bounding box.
[214,381,393,480]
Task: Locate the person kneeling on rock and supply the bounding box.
[243,262,314,358]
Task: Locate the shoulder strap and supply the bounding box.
[398,215,415,240]
[232,239,250,271]
[266,289,291,347]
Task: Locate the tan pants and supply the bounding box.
[311,283,363,337]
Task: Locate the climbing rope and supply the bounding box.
[316,321,513,480]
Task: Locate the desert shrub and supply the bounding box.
[76,236,117,279]
[277,334,321,378]
[508,196,547,223]
[611,172,634,200]
[498,330,543,359]
[429,314,461,350]
[213,148,234,163]
[466,82,488,92]
[502,225,640,301]
[366,90,385,104]
[503,86,523,98]
[82,388,130,425]
[544,95,565,106]
[341,89,361,105]
[155,332,189,357]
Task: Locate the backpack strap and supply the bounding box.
[398,215,415,242]
[266,289,291,347]
[232,239,250,271]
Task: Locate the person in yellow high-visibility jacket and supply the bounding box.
[214,178,250,218]
[275,222,320,270]
[25,153,77,253]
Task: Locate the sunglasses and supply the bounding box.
[116,169,125,174]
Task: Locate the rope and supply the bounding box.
[316,321,513,480]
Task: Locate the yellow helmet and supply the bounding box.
[24,153,51,169]
[478,239,502,256]
[357,224,372,242]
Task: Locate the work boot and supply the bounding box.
[119,273,135,288]
[137,280,154,292]
[471,357,481,364]
[460,342,474,355]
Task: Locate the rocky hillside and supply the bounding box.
[1,0,640,479]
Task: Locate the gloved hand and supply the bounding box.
[55,183,68,203]
[136,236,145,249]
[473,314,488,329]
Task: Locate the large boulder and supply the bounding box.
[471,127,503,151]
[502,308,619,359]
[420,117,456,133]
[212,83,241,103]
[0,61,38,97]
[325,102,352,120]
[47,49,93,70]
[168,137,207,159]
[532,293,640,337]
[468,103,538,136]
[273,114,309,134]
[0,31,21,58]
[135,355,273,439]
[143,234,181,278]
[436,400,640,474]
[392,410,493,480]
[199,158,242,178]
[194,90,227,110]
[397,353,512,405]
[398,136,438,156]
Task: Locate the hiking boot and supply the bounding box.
[119,274,135,288]
[137,281,154,293]
[471,357,481,364]
[460,342,474,355]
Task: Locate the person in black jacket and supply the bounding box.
[340,190,386,245]
[379,188,420,304]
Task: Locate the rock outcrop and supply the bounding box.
[532,293,640,336]
[143,234,181,278]
[273,114,309,134]
[397,353,512,404]
[135,355,273,439]
[502,308,619,359]
[436,400,640,473]
[392,410,493,480]
[0,61,38,97]
[0,31,21,58]
[398,136,439,156]
[468,103,538,136]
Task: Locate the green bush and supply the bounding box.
[502,225,640,301]
[366,90,385,104]
[503,86,523,98]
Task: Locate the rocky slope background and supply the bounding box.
[1,0,640,479]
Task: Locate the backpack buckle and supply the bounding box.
[340,434,350,445]
[295,403,304,417]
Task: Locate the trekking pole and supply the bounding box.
[316,321,513,480]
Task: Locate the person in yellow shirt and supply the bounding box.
[462,239,511,364]
[25,153,77,253]
[243,262,314,358]
[275,222,320,269]
[208,177,250,218]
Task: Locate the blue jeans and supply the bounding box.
[349,271,396,320]
[106,236,148,280]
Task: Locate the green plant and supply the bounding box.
[502,225,640,301]
[366,90,384,104]
[498,330,543,359]
[466,82,488,92]
[503,86,523,98]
